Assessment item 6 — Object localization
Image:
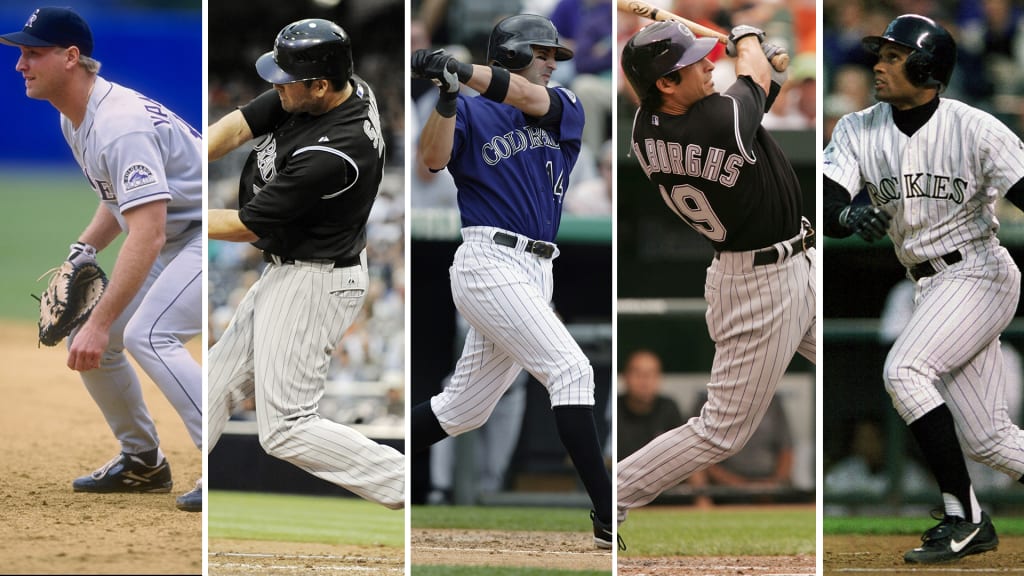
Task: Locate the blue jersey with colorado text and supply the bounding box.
[448,86,584,242]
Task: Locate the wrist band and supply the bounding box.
[482,66,511,103]
[435,89,457,118]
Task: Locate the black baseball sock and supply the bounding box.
[412,401,449,453]
[908,404,975,521]
[133,447,161,467]
[553,405,612,524]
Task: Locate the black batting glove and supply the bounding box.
[726,24,765,57]
[840,205,892,242]
[411,48,453,82]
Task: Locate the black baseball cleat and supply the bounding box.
[72,452,173,493]
[904,511,998,564]
[175,478,202,512]
[591,510,626,551]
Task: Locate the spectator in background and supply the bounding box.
[957,0,1024,104]
[617,350,684,460]
[551,0,613,153]
[687,392,795,508]
[825,418,933,499]
[565,139,612,216]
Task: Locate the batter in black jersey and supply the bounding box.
[630,74,801,251]
[206,18,404,510]
[616,22,816,528]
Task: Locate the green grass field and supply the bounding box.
[825,515,1024,535]
[412,506,612,576]
[618,507,815,557]
[209,490,404,548]
[412,505,598,531]
[1,169,123,321]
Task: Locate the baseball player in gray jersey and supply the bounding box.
[824,14,1024,563]
[206,18,404,510]
[1,7,202,512]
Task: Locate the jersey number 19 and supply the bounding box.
[660,183,726,242]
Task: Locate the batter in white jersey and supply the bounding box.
[1,7,202,512]
[823,14,1024,564]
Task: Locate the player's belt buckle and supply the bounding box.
[801,225,815,252]
[527,240,555,259]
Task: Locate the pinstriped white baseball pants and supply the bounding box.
[885,242,1024,479]
[618,245,816,520]
[431,226,595,436]
[208,255,405,509]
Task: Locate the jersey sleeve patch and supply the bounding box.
[122,162,159,191]
[555,86,577,104]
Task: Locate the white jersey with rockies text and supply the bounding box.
[823,98,1024,266]
[60,76,202,241]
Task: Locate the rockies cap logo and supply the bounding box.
[26,9,39,28]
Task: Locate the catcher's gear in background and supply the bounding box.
[621,21,717,100]
[840,205,892,242]
[862,14,956,89]
[487,14,573,70]
[36,243,107,346]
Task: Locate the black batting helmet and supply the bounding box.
[621,21,717,100]
[862,14,956,89]
[487,14,573,71]
[256,18,353,84]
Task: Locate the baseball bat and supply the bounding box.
[616,0,790,72]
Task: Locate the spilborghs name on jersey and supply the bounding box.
[632,138,743,188]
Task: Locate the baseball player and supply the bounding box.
[823,14,1024,564]
[206,18,404,510]
[0,7,202,512]
[409,14,616,550]
[617,21,815,529]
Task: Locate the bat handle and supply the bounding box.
[771,53,790,73]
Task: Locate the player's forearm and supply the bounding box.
[208,208,259,242]
[464,64,551,117]
[418,112,455,170]
[208,109,254,162]
[77,204,123,252]
[823,177,855,238]
[88,204,166,330]
[734,37,770,96]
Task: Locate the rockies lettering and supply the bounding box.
[866,173,968,205]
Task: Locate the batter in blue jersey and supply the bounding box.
[410,14,617,551]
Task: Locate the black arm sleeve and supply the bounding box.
[764,81,782,112]
[524,87,563,130]
[239,89,288,137]
[823,176,854,238]
[1005,177,1024,212]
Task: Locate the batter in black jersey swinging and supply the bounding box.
[616,21,815,525]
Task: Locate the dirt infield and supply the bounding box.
[825,534,1024,573]
[412,528,614,571]
[618,554,816,575]
[210,538,404,576]
[0,321,202,575]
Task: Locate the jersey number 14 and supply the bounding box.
[660,183,726,242]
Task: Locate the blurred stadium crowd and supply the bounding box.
[824,0,1024,145]
[616,0,818,132]
[207,0,406,430]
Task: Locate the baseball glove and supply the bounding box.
[33,259,108,347]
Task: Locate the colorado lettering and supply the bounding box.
[481,125,560,166]
[636,138,743,187]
